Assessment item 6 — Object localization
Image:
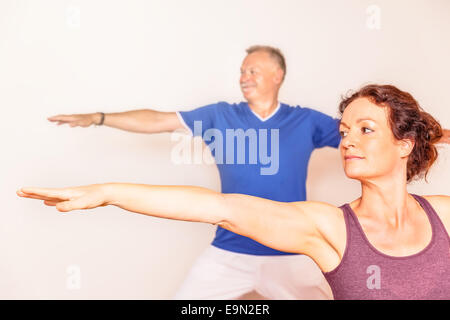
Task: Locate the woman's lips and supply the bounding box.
[344,155,364,160]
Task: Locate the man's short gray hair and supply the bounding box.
[246,45,286,81]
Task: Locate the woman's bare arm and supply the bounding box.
[16,183,337,258]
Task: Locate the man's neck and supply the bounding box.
[248,98,279,119]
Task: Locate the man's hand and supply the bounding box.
[47,110,182,133]
[48,113,102,128]
[17,185,108,212]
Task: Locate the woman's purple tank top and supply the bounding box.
[323,194,450,300]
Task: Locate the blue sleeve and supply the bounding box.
[177,103,222,137]
[310,109,341,149]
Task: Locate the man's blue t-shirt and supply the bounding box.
[177,102,340,255]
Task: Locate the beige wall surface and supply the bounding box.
[0,0,448,299]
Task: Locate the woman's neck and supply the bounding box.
[354,174,415,229]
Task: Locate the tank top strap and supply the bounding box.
[411,194,450,242]
[340,195,449,249]
[339,203,355,225]
[338,203,368,247]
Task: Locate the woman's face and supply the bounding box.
[339,98,410,182]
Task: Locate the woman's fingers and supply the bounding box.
[55,194,103,212]
[18,190,67,208]
[18,187,75,201]
[55,200,82,212]
[17,190,62,202]
[18,185,106,212]
[43,200,59,206]
[17,185,107,212]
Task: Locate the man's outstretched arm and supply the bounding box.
[48,109,183,134]
[439,129,450,144]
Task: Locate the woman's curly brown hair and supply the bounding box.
[338,84,442,182]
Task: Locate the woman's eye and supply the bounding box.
[362,127,373,134]
[339,131,347,137]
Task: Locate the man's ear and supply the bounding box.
[399,138,415,158]
[273,68,284,85]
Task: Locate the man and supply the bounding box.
[48,46,342,300]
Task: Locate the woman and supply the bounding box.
[17,84,450,299]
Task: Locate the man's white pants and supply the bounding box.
[173,246,333,300]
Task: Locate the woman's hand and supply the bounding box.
[16,184,109,212]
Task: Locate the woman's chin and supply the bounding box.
[344,169,365,181]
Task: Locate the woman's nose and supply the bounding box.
[341,134,356,149]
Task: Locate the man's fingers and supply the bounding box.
[48,114,93,128]
[48,115,79,123]
[47,115,61,121]
[48,115,69,121]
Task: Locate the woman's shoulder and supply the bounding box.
[422,195,450,233]
[293,201,347,238]
[422,195,450,211]
[294,201,348,271]
[292,200,343,217]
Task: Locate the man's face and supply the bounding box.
[240,51,283,102]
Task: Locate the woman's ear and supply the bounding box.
[399,138,415,158]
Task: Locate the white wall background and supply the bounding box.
[0,0,449,299]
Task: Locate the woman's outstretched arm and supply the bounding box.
[16,183,334,255]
